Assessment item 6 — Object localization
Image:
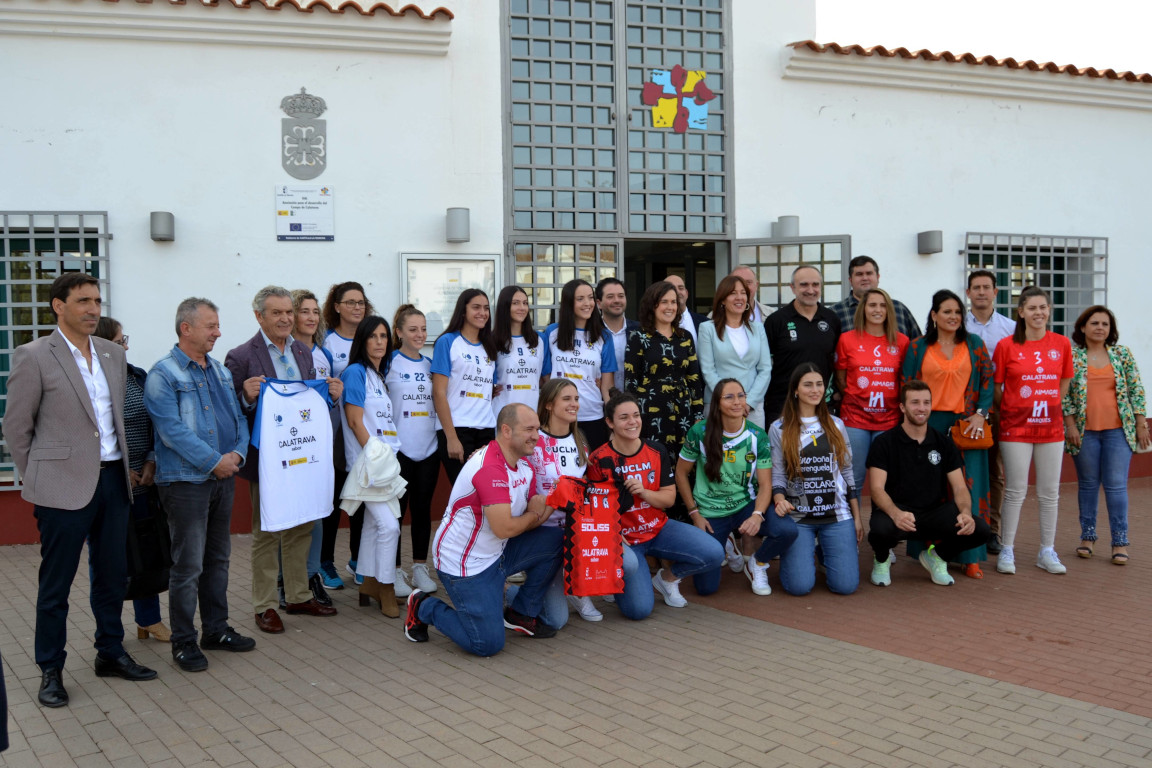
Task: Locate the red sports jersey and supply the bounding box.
[587,440,673,545]
[549,476,625,597]
[994,332,1073,443]
[836,330,909,431]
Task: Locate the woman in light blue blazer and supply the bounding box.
[698,274,772,429]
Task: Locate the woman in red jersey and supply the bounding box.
[993,286,1073,576]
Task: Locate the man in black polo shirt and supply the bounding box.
[865,380,992,587]
[763,265,841,424]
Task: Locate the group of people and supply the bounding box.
[4,260,1145,699]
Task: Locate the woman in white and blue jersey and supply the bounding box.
[320,281,374,584]
[492,285,545,414]
[340,315,402,617]
[542,279,617,450]
[386,304,441,597]
[431,288,497,483]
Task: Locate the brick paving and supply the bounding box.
[0,479,1148,767]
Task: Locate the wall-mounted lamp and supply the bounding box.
[917,230,943,255]
[446,207,470,243]
[150,211,175,242]
[776,215,799,238]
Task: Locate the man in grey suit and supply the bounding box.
[3,273,158,708]
[225,286,337,635]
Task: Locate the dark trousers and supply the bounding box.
[34,463,130,670]
[578,419,609,452]
[438,427,495,484]
[158,477,235,645]
[867,501,992,562]
[321,468,364,565]
[395,452,441,565]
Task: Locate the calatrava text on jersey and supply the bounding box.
[279,435,317,448]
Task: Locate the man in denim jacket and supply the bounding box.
[144,298,256,673]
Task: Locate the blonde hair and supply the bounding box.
[290,289,325,347]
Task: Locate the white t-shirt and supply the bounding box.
[493,335,545,414]
[727,324,749,358]
[339,363,401,471]
[323,330,354,377]
[541,324,617,422]
[431,441,536,577]
[252,379,334,531]
[528,428,587,526]
[431,332,497,429]
[386,351,439,462]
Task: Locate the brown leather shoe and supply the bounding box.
[255,608,285,634]
[285,598,338,617]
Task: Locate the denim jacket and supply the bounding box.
[144,344,249,484]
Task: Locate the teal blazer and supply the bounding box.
[697,319,772,408]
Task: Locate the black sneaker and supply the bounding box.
[201,627,256,653]
[172,641,209,672]
[987,535,1003,554]
[404,590,430,643]
[277,577,286,609]
[503,607,557,638]
[309,573,333,607]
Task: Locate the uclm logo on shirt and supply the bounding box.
[510,475,529,489]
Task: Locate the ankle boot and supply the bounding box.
[359,576,381,607]
[377,582,399,618]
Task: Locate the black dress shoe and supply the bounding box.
[201,627,256,653]
[172,641,209,672]
[987,535,1002,554]
[39,667,68,708]
[94,652,158,681]
[309,573,333,607]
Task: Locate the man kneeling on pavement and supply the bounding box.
[404,403,563,656]
[866,380,993,587]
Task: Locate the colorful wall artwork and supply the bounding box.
[640,64,716,133]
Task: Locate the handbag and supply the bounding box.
[950,418,993,450]
[124,486,173,601]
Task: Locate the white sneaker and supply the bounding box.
[507,571,527,584]
[996,546,1016,574]
[725,534,744,572]
[888,549,897,564]
[1036,547,1067,574]
[744,558,772,596]
[393,569,412,598]
[566,594,604,622]
[652,568,688,608]
[602,593,616,604]
[410,563,438,593]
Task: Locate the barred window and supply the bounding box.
[963,232,1107,337]
[735,236,850,309]
[0,212,112,489]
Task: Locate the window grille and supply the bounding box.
[963,232,1107,337]
[735,237,850,309]
[511,240,619,328]
[0,212,112,489]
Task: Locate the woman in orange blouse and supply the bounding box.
[901,289,994,577]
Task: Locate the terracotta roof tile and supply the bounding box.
[789,41,1152,84]
[101,0,454,20]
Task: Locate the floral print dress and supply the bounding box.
[624,328,704,457]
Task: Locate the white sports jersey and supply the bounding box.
[309,344,333,380]
[430,331,496,429]
[493,335,545,414]
[541,323,617,422]
[386,351,439,461]
[431,441,535,577]
[339,363,401,470]
[529,429,586,526]
[252,379,334,532]
[323,330,354,377]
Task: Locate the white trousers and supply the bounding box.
[357,500,400,584]
[999,440,1064,550]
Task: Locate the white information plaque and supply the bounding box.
[276,184,334,241]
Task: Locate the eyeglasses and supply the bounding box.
[339,300,367,308]
[114,336,129,348]
[720,392,747,401]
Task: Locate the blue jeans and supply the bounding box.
[617,520,725,620]
[779,517,859,596]
[693,501,798,596]
[422,526,563,657]
[847,427,884,500]
[158,478,236,645]
[307,519,323,578]
[1074,428,1132,547]
[506,568,569,629]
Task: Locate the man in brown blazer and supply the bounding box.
[2,273,158,708]
[224,285,337,635]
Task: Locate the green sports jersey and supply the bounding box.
[679,419,772,518]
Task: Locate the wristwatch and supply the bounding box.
[975,408,989,419]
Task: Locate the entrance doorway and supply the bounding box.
[623,240,720,317]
